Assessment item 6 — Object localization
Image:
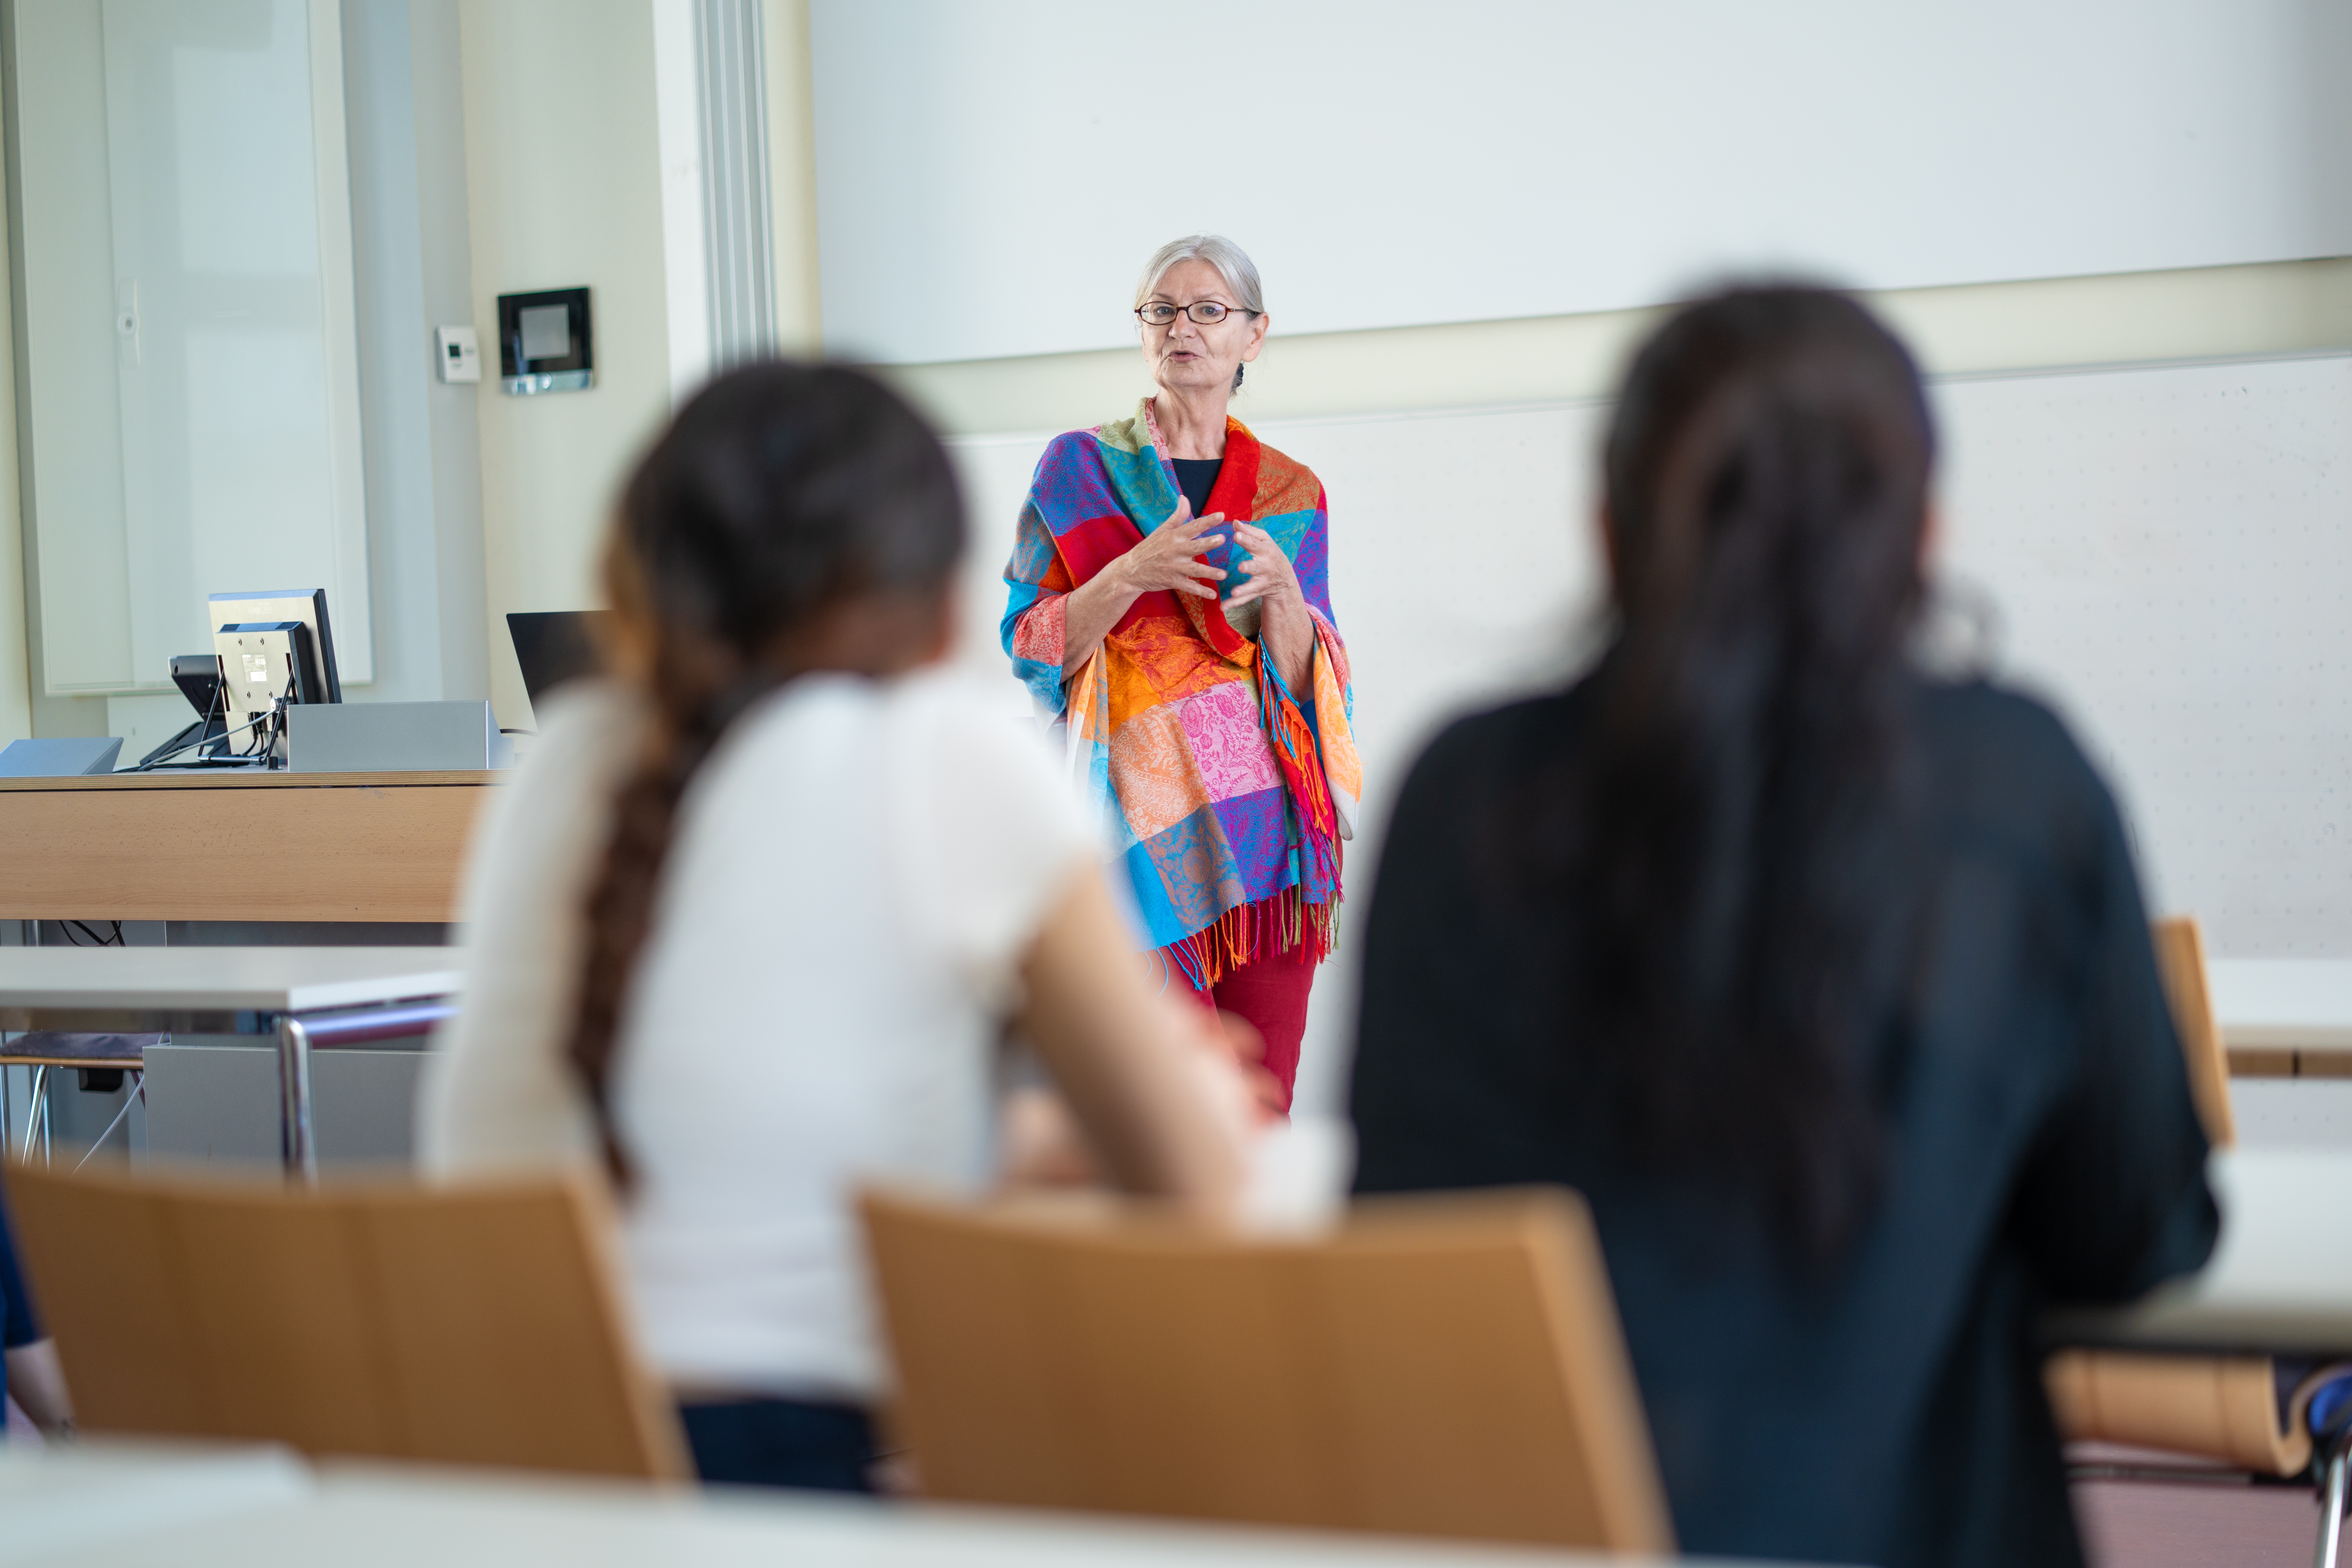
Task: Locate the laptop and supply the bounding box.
[507,611,614,710]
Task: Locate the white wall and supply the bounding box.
[12,0,135,703]
[760,0,819,352]
[458,0,673,730]
[0,70,27,750]
[1933,354,2352,955]
[338,0,490,710]
[813,0,2352,364]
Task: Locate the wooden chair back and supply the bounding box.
[2,1163,689,1481]
[861,1185,1673,1553]
[2151,915,2235,1147]
[2046,916,2300,1474]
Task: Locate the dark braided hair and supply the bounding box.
[1515,285,1934,1260]
[570,361,964,1180]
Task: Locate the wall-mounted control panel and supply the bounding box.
[435,325,480,384]
[496,287,594,395]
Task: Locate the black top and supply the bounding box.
[1171,456,1223,520]
[1350,678,2217,1568]
[0,1183,38,1423]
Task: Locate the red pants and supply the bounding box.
[1183,942,1318,1114]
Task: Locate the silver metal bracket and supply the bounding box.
[500,370,594,396]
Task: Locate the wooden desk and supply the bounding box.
[2210,960,2352,1078]
[2,1441,1757,1567]
[0,770,497,924]
[2046,1148,2352,1359]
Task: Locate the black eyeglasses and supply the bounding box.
[1135,301,1257,327]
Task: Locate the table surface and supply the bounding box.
[0,947,465,1015]
[0,1441,1796,1568]
[2,1439,312,1565]
[0,770,496,792]
[2046,1146,2352,1357]
[2209,959,2352,1051]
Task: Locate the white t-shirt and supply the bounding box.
[417,669,1096,1400]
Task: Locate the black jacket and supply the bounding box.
[1350,678,2218,1568]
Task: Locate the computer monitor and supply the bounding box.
[508,610,612,709]
[206,589,340,765]
[206,589,341,702]
[216,622,326,717]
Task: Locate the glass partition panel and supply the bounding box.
[15,0,369,694]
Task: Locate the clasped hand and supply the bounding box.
[1225,522,1300,609]
[1115,499,1226,599]
[1116,499,1298,611]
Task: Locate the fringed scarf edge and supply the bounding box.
[1163,883,1341,993]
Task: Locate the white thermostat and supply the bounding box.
[435,325,481,384]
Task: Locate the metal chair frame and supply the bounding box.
[2,1034,150,1169]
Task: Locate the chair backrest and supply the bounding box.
[861,1185,1673,1553]
[2152,915,2235,1147]
[2,1163,689,1481]
[2045,918,2282,1471]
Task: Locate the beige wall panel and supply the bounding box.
[883,258,2352,440]
[458,0,671,730]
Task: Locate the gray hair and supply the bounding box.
[1135,235,1265,391]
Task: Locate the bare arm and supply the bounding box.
[1061,502,1229,677]
[5,1339,72,1435]
[1013,866,1248,1216]
[1059,572,1136,678]
[1256,587,1316,693]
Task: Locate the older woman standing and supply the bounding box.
[1001,235,1359,1111]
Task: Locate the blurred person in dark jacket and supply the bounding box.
[1349,284,2217,1568]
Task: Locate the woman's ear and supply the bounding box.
[1919,498,1942,571]
[1241,310,1270,363]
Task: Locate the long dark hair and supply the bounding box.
[568,361,964,1180]
[1528,285,1934,1258]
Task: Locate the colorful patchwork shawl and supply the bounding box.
[1001,400,1361,989]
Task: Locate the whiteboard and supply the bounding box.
[948,352,2352,1113]
[815,0,2352,364]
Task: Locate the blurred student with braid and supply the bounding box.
[420,362,1249,1493]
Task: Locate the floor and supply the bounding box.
[2075,1477,2326,1567]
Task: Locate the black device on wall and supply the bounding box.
[498,286,594,395]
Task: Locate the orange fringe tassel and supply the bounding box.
[1168,884,1339,992]
[1260,675,1339,887]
